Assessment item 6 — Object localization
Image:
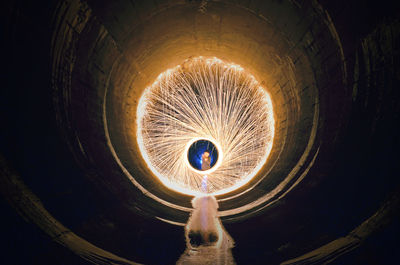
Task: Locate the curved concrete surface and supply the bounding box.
[1,0,400,264]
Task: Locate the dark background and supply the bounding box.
[1,0,400,264]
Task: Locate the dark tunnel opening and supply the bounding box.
[1,0,400,264]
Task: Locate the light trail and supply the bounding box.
[137,57,275,196]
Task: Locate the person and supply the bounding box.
[201,151,211,171]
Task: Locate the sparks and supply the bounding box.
[137,57,275,196]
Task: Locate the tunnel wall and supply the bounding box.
[48,0,350,223]
[1,0,399,264]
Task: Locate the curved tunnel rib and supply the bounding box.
[1,0,400,264]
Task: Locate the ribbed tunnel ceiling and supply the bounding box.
[2,0,400,264]
[50,0,331,223]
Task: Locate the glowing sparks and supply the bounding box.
[137,57,275,196]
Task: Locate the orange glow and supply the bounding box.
[137,57,275,196]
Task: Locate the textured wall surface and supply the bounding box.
[1,0,400,264]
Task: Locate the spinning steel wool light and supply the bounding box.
[137,57,274,196]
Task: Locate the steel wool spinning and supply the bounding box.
[137,57,275,195]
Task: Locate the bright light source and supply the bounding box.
[137,57,275,196]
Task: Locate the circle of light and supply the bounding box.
[185,137,222,175]
[136,57,275,196]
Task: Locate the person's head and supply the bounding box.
[203,151,210,157]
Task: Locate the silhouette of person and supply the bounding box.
[201,151,211,171]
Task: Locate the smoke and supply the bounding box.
[177,196,235,265]
[186,196,220,247]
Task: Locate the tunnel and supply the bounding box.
[1,0,400,264]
